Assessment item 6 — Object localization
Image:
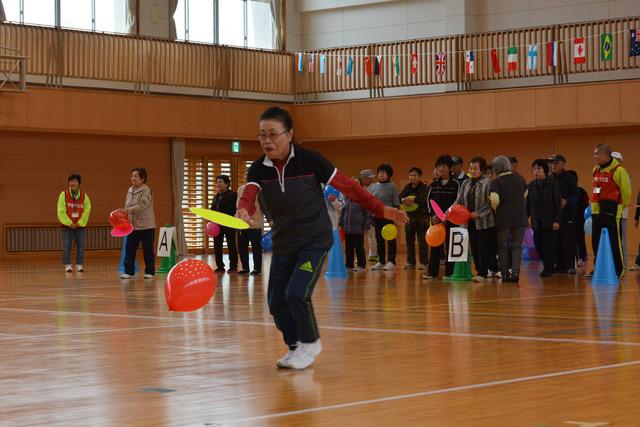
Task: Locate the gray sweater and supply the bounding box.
[371,181,400,208]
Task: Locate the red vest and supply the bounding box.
[591,164,621,203]
[65,190,85,224]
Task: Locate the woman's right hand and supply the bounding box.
[236,208,253,226]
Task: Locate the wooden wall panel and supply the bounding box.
[578,83,621,125]
[317,103,352,138]
[352,101,386,136]
[0,132,172,256]
[100,93,140,134]
[291,105,319,140]
[621,81,640,124]
[65,91,102,131]
[385,98,421,135]
[457,92,496,131]
[25,90,67,131]
[0,91,28,129]
[495,90,536,129]
[420,95,458,133]
[535,87,578,128]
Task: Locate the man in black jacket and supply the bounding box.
[399,167,429,270]
[210,175,239,273]
[549,155,578,274]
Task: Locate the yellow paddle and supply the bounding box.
[189,208,250,230]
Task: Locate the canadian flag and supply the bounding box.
[574,38,586,64]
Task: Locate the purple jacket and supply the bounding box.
[339,197,372,235]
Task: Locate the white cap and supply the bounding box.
[612,151,623,162]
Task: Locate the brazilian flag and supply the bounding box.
[601,33,613,61]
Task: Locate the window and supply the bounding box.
[7,0,129,33]
[23,0,55,26]
[248,0,273,50]
[218,0,245,47]
[61,0,93,31]
[95,0,128,33]
[174,0,276,49]
[182,156,232,253]
[3,0,21,23]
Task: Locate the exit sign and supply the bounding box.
[231,141,241,153]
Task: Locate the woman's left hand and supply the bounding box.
[552,222,560,231]
[470,211,478,219]
[117,208,127,215]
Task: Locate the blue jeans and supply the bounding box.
[268,247,327,349]
[62,227,86,265]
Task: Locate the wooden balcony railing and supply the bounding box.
[1,15,639,100]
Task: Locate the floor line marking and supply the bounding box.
[221,360,640,423]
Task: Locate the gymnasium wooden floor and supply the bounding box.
[1,255,639,426]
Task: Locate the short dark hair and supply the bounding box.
[567,170,578,183]
[377,164,394,178]
[531,159,549,176]
[409,166,423,176]
[435,155,453,169]
[259,106,293,131]
[216,175,231,187]
[68,174,81,184]
[469,157,487,172]
[595,144,612,156]
[131,167,147,183]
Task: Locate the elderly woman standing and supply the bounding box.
[455,157,498,282]
[119,167,156,279]
[489,156,528,283]
[526,159,562,277]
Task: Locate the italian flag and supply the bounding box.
[507,47,518,71]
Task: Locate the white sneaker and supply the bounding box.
[76,265,84,273]
[286,345,316,370]
[371,262,385,270]
[353,266,366,272]
[277,341,301,368]
[418,264,428,270]
[403,264,415,270]
[473,275,485,282]
[144,274,154,279]
[628,264,640,271]
[304,339,322,357]
[383,262,396,271]
[120,273,133,279]
[422,274,437,280]
[64,265,73,273]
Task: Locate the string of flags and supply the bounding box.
[296,29,640,76]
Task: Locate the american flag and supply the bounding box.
[631,29,640,57]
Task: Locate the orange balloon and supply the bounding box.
[165,259,216,312]
[426,223,446,247]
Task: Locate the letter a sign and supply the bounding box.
[447,227,468,262]
[157,226,176,257]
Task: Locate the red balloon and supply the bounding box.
[426,223,446,247]
[447,204,471,225]
[205,222,221,237]
[109,210,130,229]
[165,259,216,312]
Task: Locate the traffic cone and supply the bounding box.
[157,237,177,274]
[118,235,138,273]
[591,228,619,286]
[324,229,348,279]
[445,251,473,281]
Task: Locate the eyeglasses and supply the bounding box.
[257,130,289,142]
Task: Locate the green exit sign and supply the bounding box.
[232,141,241,153]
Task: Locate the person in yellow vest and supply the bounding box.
[590,144,631,277]
[57,174,91,272]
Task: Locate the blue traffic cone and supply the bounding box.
[324,229,348,279]
[591,228,619,286]
[118,236,139,274]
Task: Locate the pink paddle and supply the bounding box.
[430,200,446,221]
